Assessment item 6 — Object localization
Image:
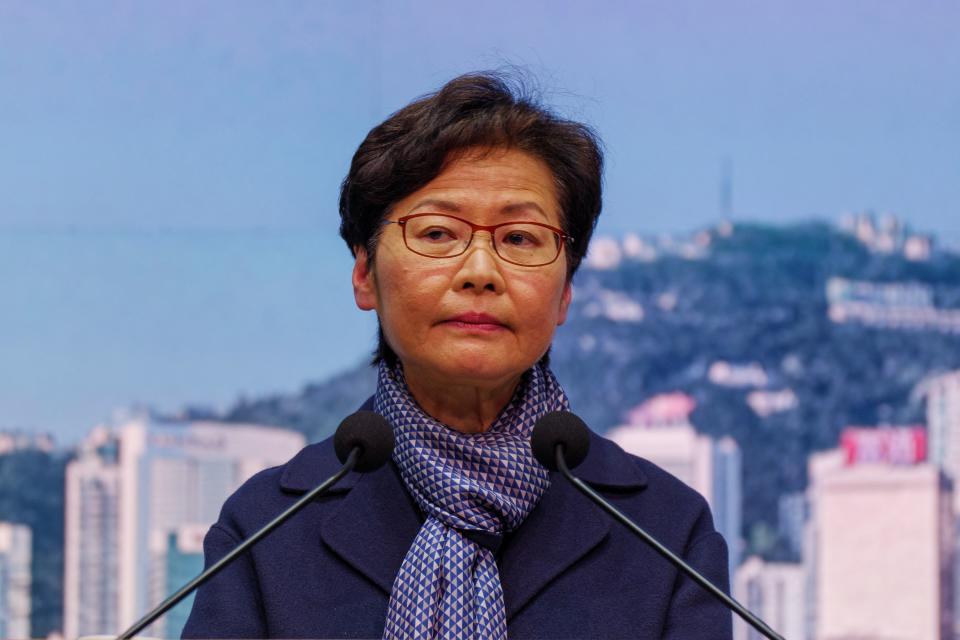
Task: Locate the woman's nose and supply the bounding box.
[453,232,507,293]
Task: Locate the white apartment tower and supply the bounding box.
[733,556,805,640]
[0,522,32,639]
[63,414,305,637]
[607,392,743,574]
[922,370,960,508]
[921,371,960,640]
[63,426,120,640]
[806,427,953,640]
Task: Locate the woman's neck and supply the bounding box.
[400,363,523,434]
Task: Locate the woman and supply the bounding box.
[183,72,732,639]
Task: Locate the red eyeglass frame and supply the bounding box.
[385,212,574,267]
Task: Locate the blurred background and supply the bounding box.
[1,1,958,638]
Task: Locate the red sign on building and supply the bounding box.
[840,426,927,465]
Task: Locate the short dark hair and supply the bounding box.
[338,71,604,367]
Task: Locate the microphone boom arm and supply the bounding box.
[554,444,784,640]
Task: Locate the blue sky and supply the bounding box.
[1,1,958,441]
[2,1,958,237]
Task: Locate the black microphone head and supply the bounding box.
[531,411,591,471]
[333,411,395,472]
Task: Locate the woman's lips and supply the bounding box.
[443,312,508,332]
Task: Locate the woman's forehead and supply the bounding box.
[394,149,561,223]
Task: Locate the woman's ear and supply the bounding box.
[556,280,572,326]
[352,246,378,311]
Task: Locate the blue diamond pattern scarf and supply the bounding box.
[375,360,570,640]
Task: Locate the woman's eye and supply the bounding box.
[420,227,458,242]
[503,231,539,246]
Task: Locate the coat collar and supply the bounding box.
[278,397,647,619]
[278,425,648,492]
[277,397,647,493]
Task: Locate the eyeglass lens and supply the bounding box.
[403,215,560,266]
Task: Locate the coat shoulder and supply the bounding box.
[633,453,710,509]
[588,434,719,546]
[215,436,346,537]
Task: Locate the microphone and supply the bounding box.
[531,411,784,640]
[334,410,395,472]
[115,411,394,640]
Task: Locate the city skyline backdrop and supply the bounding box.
[2,1,959,441]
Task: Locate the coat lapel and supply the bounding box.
[498,469,610,619]
[278,427,423,596]
[318,461,423,594]
[499,431,648,620]
[310,394,423,594]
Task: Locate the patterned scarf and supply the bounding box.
[375,360,571,640]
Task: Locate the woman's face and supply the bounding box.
[352,147,572,389]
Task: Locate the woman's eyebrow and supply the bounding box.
[501,201,548,219]
[408,198,461,213]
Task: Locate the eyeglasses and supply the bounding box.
[384,213,572,267]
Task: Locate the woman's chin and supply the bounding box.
[408,352,530,389]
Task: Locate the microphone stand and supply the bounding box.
[554,444,785,640]
[114,448,360,640]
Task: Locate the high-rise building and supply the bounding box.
[776,492,806,561]
[921,370,960,505]
[806,427,953,640]
[919,370,960,638]
[607,393,743,574]
[712,436,742,573]
[733,556,805,640]
[149,523,206,639]
[63,426,120,640]
[0,522,31,639]
[63,413,305,637]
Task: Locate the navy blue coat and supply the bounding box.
[183,399,733,639]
